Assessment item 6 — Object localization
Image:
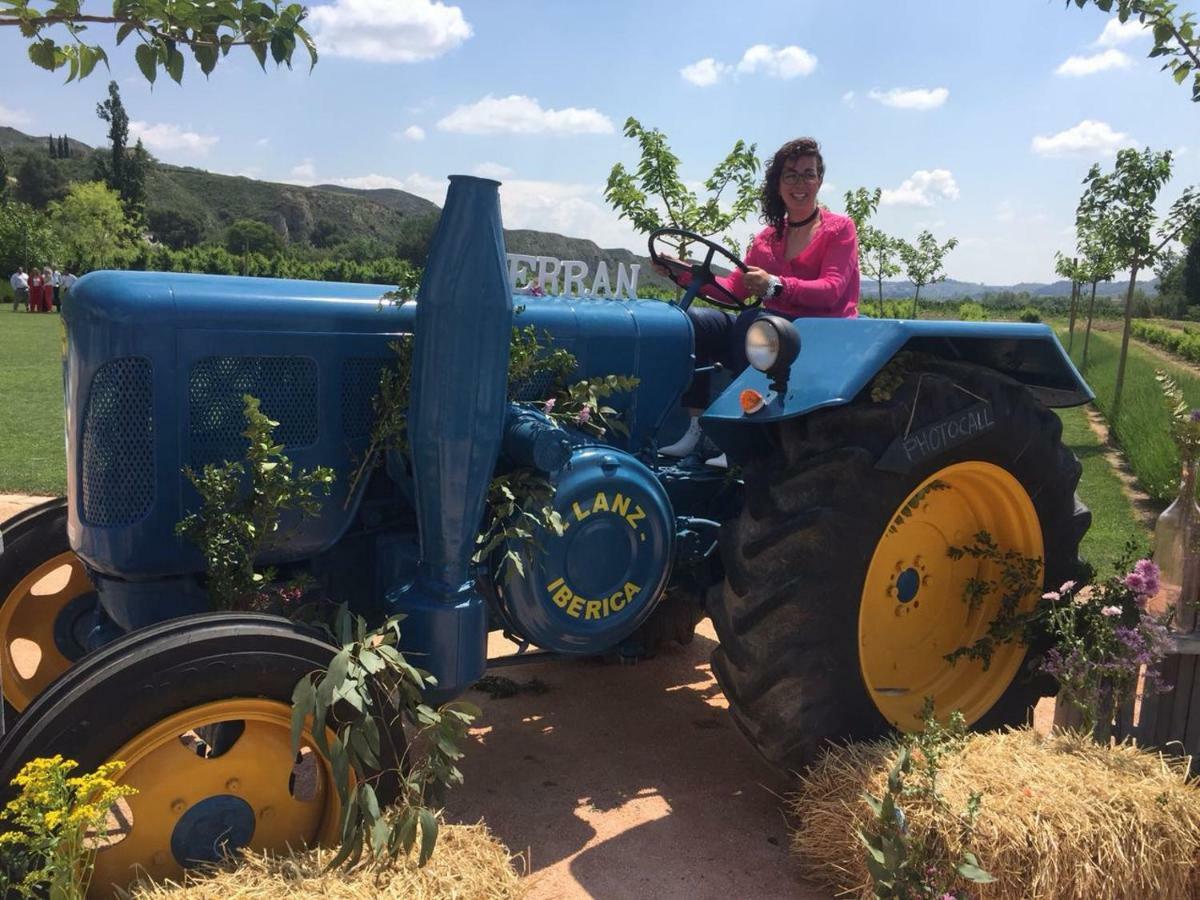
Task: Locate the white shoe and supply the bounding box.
[705,453,728,469]
[660,416,701,458]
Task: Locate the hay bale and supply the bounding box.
[790,729,1200,900]
[126,822,525,900]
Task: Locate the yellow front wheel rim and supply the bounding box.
[89,699,342,897]
[859,461,1043,730]
[0,551,95,711]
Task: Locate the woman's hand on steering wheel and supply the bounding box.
[648,228,760,311]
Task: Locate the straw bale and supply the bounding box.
[125,821,525,900]
[790,728,1200,899]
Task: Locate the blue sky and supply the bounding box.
[1,0,1196,283]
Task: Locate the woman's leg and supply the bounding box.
[661,306,733,457]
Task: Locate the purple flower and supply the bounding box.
[1124,571,1148,596]
[1100,605,1122,617]
[543,398,556,413]
[1190,409,1200,422]
[577,405,591,424]
[1133,559,1160,597]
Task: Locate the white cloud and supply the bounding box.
[307,0,471,63]
[867,87,949,110]
[0,104,31,128]
[1095,17,1150,47]
[1055,48,1132,76]
[1031,119,1134,157]
[473,162,514,178]
[881,169,960,207]
[436,95,613,135]
[680,57,730,87]
[290,159,317,182]
[398,125,426,141]
[128,121,219,155]
[736,44,817,79]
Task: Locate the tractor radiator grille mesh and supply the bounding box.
[341,358,390,439]
[81,357,155,526]
[511,369,556,402]
[189,356,318,466]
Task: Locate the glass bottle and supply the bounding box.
[1152,460,1199,629]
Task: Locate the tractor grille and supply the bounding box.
[511,368,556,402]
[341,358,390,439]
[188,356,318,466]
[81,357,155,526]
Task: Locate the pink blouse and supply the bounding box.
[708,212,860,318]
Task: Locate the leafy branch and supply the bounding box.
[1070,0,1200,100]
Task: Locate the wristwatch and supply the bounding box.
[764,275,783,300]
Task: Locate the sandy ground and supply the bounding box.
[446,628,827,900]
[0,493,53,523]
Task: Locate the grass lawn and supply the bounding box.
[1054,404,1149,575]
[1061,326,1199,503]
[0,312,66,496]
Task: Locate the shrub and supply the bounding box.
[1018,307,1041,323]
[956,301,987,321]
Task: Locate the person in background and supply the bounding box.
[27,266,45,313]
[61,269,77,306]
[51,267,62,311]
[656,136,860,466]
[9,267,28,312]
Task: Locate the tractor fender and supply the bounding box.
[700,318,1092,454]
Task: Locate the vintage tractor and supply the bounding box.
[0,176,1091,892]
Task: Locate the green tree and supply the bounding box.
[1185,230,1200,309]
[49,181,135,271]
[14,153,67,208]
[1069,0,1200,101]
[1054,252,1085,351]
[847,187,903,318]
[898,230,958,319]
[58,135,68,159]
[1154,247,1186,316]
[605,117,760,259]
[0,200,61,275]
[147,207,204,249]
[1075,179,1119,367]
[0,149,9,202]
[1082,147,1199,422]
[226,218,283,258]
[0,0,316,83]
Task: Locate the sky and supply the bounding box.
[0,0,1197,284]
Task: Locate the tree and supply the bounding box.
[1075,179,1118,368]
[95,81,128,199]
[147,207,205,249]
[49,181,135,271]
[1055,253,1085,351]
[1185,230,1200,309]
[0,149,8,202]
[0,199,60,275]
[1082,147,1199,423]
[1154,247,1186,316]
[898,230,958,319]
[226,219,283,258]
[58,135,69,159]
[605,117,760,259]
[846,188,903,318]
[1069,0,1200,102]
[0,0,316,84]
[14,153,67,208]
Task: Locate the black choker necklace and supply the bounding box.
[788,209,820,228]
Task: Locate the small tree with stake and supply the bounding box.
[1083,147,1199,424]
[1075,180,1118,369]
[898,230,958,320]
[846,187,902,318]
[1054,252,1085,352]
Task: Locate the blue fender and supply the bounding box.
[700,318,1092,454]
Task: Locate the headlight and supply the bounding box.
[746,320,781,372]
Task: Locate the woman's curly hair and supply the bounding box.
[760,137,824,236]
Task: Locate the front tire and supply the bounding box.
[710,360,1088,772]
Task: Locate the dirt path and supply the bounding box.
[1080,409,1161,531]
[0,493,54,522]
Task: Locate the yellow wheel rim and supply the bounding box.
[89,699,342,898]
[0,551,95,711]
[858,461,1043,730]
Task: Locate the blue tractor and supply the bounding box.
[0,176,1091,893]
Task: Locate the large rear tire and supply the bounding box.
[0,498,97,718]
[0,613,404,898]
[711,360,1088,773]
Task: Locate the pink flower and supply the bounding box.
[543,398,556,413]
[1042,591,1061,602]
[577,405,592,424]
[1101,605,1122,617]
[1059,580,1076,594]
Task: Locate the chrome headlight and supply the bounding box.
[746,319,782,372]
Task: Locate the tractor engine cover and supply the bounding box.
[498,446,674,654]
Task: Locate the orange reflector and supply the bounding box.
[739,389,765,414]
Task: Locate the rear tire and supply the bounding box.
[710,360,1088,773]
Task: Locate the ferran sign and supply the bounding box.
[506,253,641,299]
[876,401,996,474]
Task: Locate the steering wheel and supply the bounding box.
[648,228,760,312]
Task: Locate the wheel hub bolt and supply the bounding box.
[171,799,186,814]
[260,806,275,820]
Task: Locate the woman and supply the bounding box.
[659,137,860,465]
[27,267,45,314]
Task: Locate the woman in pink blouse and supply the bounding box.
[659,137,860,464]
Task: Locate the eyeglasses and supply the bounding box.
[781,170,821,185]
